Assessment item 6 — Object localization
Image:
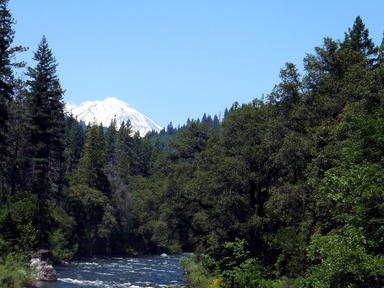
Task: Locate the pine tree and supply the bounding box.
[65,113,85,172]
[6,78,30,196]
[223,108,229,119]
[48,80,67,199]
[26,36,66,198]
[0,0,25,193]
[69,122,115,255]
[0,0,15,140]
[116,120,133,178]
[378,33,384,66]
[130,131,142,176]
[206,114,213,127]
[202,113,207,123]
[342,16,379,68]
[167,121,174,135]
[130,131,152,176]
[0,0,12,148]
[74,122,109,197]
[213,114,221,133]
[105,118,117,165]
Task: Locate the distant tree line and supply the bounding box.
[1,0,384,286]
[148,111,224,152]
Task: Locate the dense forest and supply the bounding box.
[1,0,384,286]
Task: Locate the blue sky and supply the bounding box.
[8,0,384,128]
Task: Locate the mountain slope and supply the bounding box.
[67,97,163,136]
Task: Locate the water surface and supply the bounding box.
[36,254,187,288]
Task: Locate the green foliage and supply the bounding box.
[0,0,26,151]
[234,258,269,288]
[214,238,268,287]
[65,114,85,172]
[341,16,378,68]
[299,107,384,287]
[73,122,110,197]
[129,175,168,253]
[303,226,384,287]
[179,254,216,287]
[0,192,45,254]
[116,120,134,178]
[26,36,66,199]
[0,254,34,288]
[181,241,271,288]
[170,121,212,163]
[2,8,384,288]
[49,229,77,261]
[67,184,116,255]
[49,205,77,260]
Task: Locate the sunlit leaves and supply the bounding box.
[305,226,384,287]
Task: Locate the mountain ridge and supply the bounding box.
[66,97,163,136]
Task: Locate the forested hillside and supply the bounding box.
[1,0,384,286]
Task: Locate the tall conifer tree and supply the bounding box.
[342,16,378,68]
[65,113,85,172]
[74,122,110,197]
[0,0,15,145]
[7,79,30,196]
[105,118,117,166]
[0,0,25,200]
[116,120,133,178]
[26,36,66,198]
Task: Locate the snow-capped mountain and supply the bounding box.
[66,97,163,136]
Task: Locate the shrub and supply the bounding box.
[0,254,34,288]
[180,254,216,287]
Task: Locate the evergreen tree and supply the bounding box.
[341,16,379,68]
[223,107,229,119]
[212,114,221,133]
[206,115,213,127]
[116,120,133,179]
[138,133,153,176]
[65,113,85,172]
[378,33,384,66]
[105,118,117,165]
[69,122,116,255]
[0,0,25,194]
[48,80,67,199]
[166,121,174,135]
[201,113,207,123]
[149,138,162,174]
[26,36,66,199]
[73,122,110,197]
[6,78,30,197]
[130,131,142,176]
[0,0,14,101]
[0,0,20,141]
[170,121,211,163]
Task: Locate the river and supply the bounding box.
[35,254,188,288]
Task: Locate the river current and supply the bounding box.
[36,254,187,288]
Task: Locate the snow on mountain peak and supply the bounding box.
[67,97,163,136]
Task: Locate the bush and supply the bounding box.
[49,229,77,262]
[0,254,34,288]
[180,254,216,287]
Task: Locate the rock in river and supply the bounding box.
[30,249,57,282]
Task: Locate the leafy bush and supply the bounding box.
[180,240,273,288]
[180,254,216,287]
[0,254,34,288]
[49,229,77,262]
[300,226,384,287]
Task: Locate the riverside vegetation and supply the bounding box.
[1,0,384,286]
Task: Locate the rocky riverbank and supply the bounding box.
[30,250,57,282]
